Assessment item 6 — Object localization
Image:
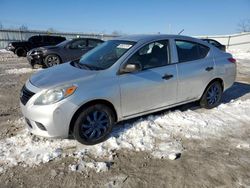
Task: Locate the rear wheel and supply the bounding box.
[200,81,223,109]
[44,54,61,67]
[15,47,27,57]
[73,104,115,145]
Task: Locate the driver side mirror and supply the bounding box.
[120,61,142,74]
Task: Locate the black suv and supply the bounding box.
[6,35,66,57]
[27,38,103,68]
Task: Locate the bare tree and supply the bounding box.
[19,25,28,31]
[238,19,250,32]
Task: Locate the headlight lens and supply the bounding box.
[33,50,44,55]
[34,85,77,105]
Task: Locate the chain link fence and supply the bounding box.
[0,29,118,49]
[1,29,250,51]
[198,32,250,51]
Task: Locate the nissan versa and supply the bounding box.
[20,35,236,145]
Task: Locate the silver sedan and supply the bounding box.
[20,34,236,145]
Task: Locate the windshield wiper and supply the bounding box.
[79,63,104,70]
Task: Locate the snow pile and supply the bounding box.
[0,50,20,62]
[228,49,250,60]
[69,161,109,173]
[5,68,40,75]
[0,99,250,173]
[236,142,250,149]
[0,49,11,53]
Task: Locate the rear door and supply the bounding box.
[119,40,178,117]
[175,40,214,102]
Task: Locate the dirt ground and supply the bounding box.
[0,53,250,188]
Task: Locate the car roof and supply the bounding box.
[113,34,197,43]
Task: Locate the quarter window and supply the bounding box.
[127,40,170,70]
[175,40,209,62]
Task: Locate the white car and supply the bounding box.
[20,34,236,145]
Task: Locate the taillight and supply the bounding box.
[228,57,236,63]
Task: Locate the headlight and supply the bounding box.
[34,85,77,105]
[33,50,44,55]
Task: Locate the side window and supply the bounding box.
[43,36,54,43]
[69,39,87,49]
[175,40,209,63]
[127,40,169,70]
[29,36,42,43]
[88,40,102,48]
[55,37,65,43]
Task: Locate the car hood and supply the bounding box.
[32,46,58,51]
[29,62,98,89]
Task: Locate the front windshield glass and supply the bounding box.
[56,40,70,47]
[79,40,135,70]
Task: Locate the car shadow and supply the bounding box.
[221,81,250,103]
[111,81,250,138]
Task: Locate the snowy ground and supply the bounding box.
[0,98,250,174]
[0,49,250,187]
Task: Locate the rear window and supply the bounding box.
[175,40,209,63]
[28,36,42,43]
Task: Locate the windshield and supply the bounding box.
[78,40,135,70]
[56,40,70,47]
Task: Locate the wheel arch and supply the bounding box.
[200,78,224,99]
[68,99,118,135]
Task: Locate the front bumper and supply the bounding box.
[5,46,15,52]
[27,54,43,65]
[20,83,79,138]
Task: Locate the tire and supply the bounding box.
[15,47,27,57]
[44,54,61,68]
[73,104,115,145]
[200,81,223,109]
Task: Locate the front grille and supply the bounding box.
[20,85,35,105]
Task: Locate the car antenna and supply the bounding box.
[178,29,184,35]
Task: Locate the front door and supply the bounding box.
[119,40,178,117]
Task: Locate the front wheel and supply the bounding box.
[200,81,223,109]
[15,47,27,57]
[73,104,115,145]
[44,54,61,68]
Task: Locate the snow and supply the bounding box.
[5,68,40,75]
[69,161,109,173]
[228,49,250,60]
[236,143,250,149]
[0,98,250,173]
[0,49,11,53]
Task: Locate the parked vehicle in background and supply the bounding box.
[6,35,66,57]
[27,38,104,68]
[201,38,226,51]
[20,34,236,145]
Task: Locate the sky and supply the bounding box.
[0,0,250,36]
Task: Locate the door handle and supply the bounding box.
[162,74,173,80]
[205,67,214,71]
